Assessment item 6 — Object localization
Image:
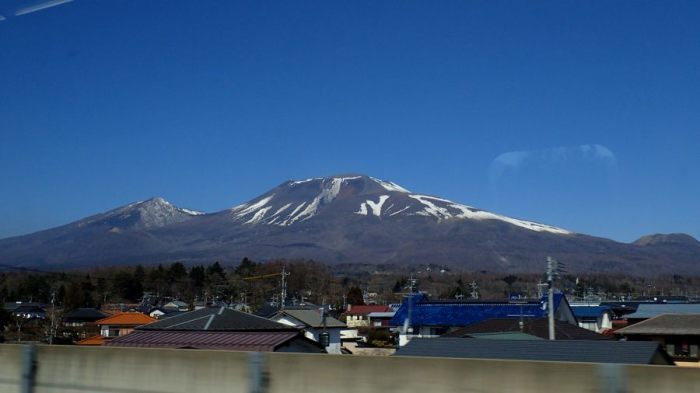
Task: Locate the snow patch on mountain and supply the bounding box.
[273,203,293,216]
[408,194,570,234]
[178,208,204,216]
[245,206,272,224]
[291,178,320,185]
[225,175,570,234]
[356,195,390,217]
[77,197,201,229]
[232,195,275,217]
[371,177,410,193]
[285,176,362,224]
[389,206,411,216]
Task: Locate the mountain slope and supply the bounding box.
[0,175,698,274]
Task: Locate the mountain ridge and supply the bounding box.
[0,174,698,274]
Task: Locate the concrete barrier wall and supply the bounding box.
[1,344,699,393]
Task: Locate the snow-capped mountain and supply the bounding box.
[75,197,203,230]
[227,175,569,234]
[0,174,698,274]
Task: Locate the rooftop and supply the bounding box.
[64,308,108,321]
[345,305,392,315]
[624,304,700,319]
[616,314,700,336]
[390,293,569,327]
[96,312,156,326]
[77,335,106,346]
[138,306,295,331]
[105,330,303,351]
[570,305,613,319]
[273,309,346,328]
[443,318,609,340]
[395,338,673,365]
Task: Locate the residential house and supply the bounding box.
[442,318,610,340]
[616,314,700,367]
[270,308,346,354]
[98,312,156,338]
[394,337,674,365]
[163,300,190,312]
[570,305,614,333]
[78,311,155,346]
[148,307,187,320]
[63,308,108,340]
[367,311,395,328]
[344,305,392,328]
[390,293,577,346]
[63,308,107,327]
[106,306,325,353]
[4,302,46,320]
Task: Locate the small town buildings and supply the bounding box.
[77,311,156,346]
[63,308,108,327]
[96,312,156,339]
[616,314,700,367]
[4,302,46,320]
[442,318,610,340]
[367,311,395,328]
[570,305,614,333]
[271,308,346,354]
[394,338,674,365]
[162,300,190,312]
[623,304,700,326]
[148,307,186,320]
[106,306,325,353]
[344,305,392,328]
[390,293,577,346]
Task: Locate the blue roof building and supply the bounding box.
[570,305,614,333]
[391,293,576,345]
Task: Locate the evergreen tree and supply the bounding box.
[346,286,365,306]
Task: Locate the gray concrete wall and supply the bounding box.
[1,344,700,393]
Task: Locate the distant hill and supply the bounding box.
[1,174,698,275]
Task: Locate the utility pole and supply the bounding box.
[400,274,418,347]
[319,300,330,350]
[49,291,56,345]
[546,256,563,341]
[279,266,289,310]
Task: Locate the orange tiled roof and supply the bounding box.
[77,335,106,346]
[96,312,156,326]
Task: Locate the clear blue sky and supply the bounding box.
[1,1,698,242]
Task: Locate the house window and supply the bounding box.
[690,345,699,358]
[666,344,675,356]
[109,329,120,337]
[431,327,447,336]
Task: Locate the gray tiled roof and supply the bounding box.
[616,314,700,336]
[394,338,673,365]
[137,306,296,331]
[625,304,700,319]
[273,309,346,328]
[442,318,609,340]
